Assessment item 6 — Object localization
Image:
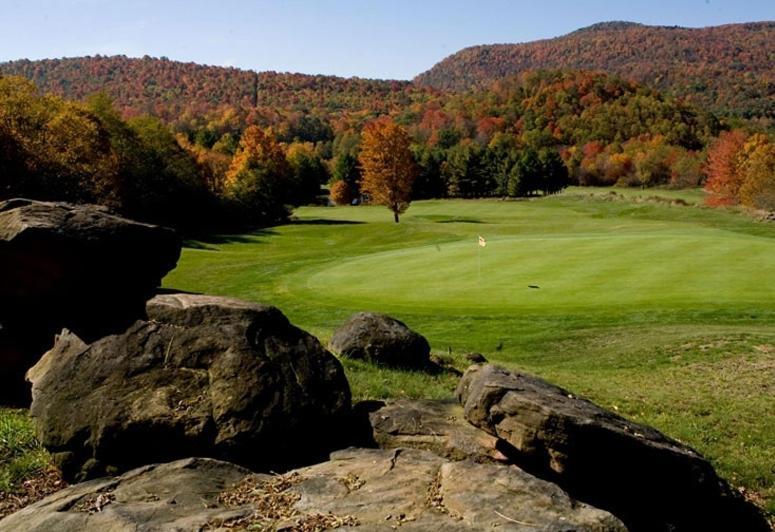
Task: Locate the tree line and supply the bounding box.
[0,76,322,231]
[1,69,772,232]
[704,131,774,210]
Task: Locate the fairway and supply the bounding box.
[164,191,775,511]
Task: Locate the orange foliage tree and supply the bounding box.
[225,125,290,223]
[738,135,775,211]
[358,117,417,223]
[704,130,748,205]
[329,179,356,206]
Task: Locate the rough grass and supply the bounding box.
[0,410,48,494]
[1,190,772,515]
[562,185,707,204]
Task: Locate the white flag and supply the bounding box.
[478,235,486,247]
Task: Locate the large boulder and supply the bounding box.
[27,293,352,482]
[330,312,431,369]
[0,199,180,404]
[457,364,769,532]
[0,450,627,531]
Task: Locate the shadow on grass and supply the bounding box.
[436,218,485,224]
[290,219,365,226]
[183,228,278,250]
[155,287,204,295]
[414,215,485,224]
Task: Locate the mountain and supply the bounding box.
[3,21,772,125]
[414,21,775,121]
[0,55,427,125]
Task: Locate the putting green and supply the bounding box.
[299,231,774,312]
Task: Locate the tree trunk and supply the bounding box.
[393,211,400,223]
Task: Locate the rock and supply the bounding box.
[0,458,253,532]
[27,293,351,482]
[457,364,770,532]
[464,352,488,364]
[0,450,627,531]
[428,354,463,376]
[330,312,431,369]
[0,199,181,404]
[360,399,512,463]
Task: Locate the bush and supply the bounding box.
[330,179,357,205]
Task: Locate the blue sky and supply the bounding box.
[1,0,772,79]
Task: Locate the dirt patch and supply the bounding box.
[0,466,66,519]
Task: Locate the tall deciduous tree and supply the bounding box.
[226,125,290,224]
[738,135,775,211]
[704,130,747,205]
[358,117,417,223]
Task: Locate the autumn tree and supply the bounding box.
[329,180,356,205]
[177,133,231,193]
[738,135,775,211]
[358,117,417,223]
[704,130,748,205]
[670,150,704,188]
[0,77,113,203]
[225,125,291,224]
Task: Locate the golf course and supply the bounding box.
[163,189,775,511]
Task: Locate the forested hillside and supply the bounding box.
[415,21,775,122]
[0,55,432,131]
[2,47,772,233]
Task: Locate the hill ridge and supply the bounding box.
[0,54,420,124]
[414,21,775,120]
[1,53,407,83]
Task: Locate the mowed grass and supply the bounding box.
[164,192,775,512]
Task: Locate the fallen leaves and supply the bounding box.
[0,466,65,519]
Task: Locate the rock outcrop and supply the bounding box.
[457,364,770,532]
[0,450,627,532]
[361,398,512,463]
[0,199,180,404]
[330,312,431,369]
[27,293,351,482]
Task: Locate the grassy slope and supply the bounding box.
[165,192,775,511]
[2,191,773,513]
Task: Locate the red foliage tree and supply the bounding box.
[704,130,748,205]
